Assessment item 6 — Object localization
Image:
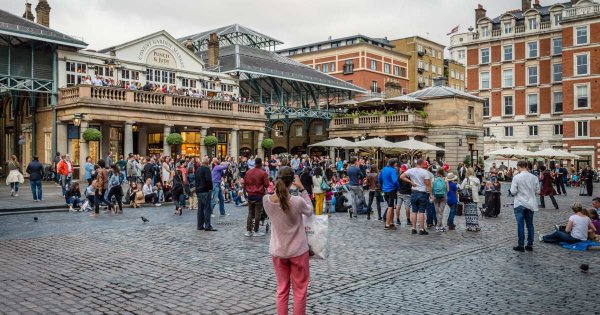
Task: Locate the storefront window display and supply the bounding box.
[181,132,200,157]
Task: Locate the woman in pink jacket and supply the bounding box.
[263,166,313,315]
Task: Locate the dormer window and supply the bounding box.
[481,26,490,37]
[553,13,562,26]
[528,18,537,30]
[504,23,513,34]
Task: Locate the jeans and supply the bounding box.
[211,184,226,215]
[30,179,42,200]
[94,188,109,214]
[542,230,580,244]
[67,196,81,207]
[107,186,124,211]
[348,185,364,217]
[270,169,278,180]
[555,179,567,195]
[447,203,457,227]
[514,206,535,247]
[272,251,310,315]
[246,198,263,232]
[10,182,19,193]
[60,175,71,196]
[426,200,437,226]
[367,190,383,219]
[197,192,211,230]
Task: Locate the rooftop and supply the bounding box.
[277,34,394,54]
[489,1,573,24]
[407,85,484,102]
[179,24,283,51]
[0,8,86,48]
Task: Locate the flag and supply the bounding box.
[446,25,459,36]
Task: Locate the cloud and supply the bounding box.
[4,0,522,51]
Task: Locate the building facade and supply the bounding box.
[277,35,410,97]
[449,0,600,168]
[389,36,447,92]
[444,59,466,91]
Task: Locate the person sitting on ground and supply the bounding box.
[128,182,143,208]
[540,203,596,244]
[334,191,352,213]
[588,209,600,240]
[65,182,82,212]
[592,197,600,213]
[143,178,161,206]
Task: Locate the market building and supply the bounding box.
[448,0,600,168]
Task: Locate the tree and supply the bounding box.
[463,155,472,167]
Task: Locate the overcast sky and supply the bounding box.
[7,0,526,51]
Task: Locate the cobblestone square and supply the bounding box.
[1,184,598,314]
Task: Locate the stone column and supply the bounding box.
[163,125,172,157]
[230,128,239,161]
[78,120,89,181]
[124,121,134,157]
[138,126,147,156]
[330,147,335,159]
[353,137,360,154]
[56,122,68,156]
[257,130,265,158]
[200,128,208,157]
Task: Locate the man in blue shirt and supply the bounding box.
[380,158,400,229]
[347,157,365,219]
[336,157,344,178]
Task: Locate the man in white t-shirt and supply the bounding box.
[400,158,432,235]
[510,160,540,252]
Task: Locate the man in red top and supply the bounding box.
[243,158,269,237]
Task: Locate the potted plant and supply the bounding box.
[204,135,218,157]
[261,138,274,156]
[82,128,101,142]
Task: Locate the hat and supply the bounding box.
[446,173,458,181]
[400,164,408,172]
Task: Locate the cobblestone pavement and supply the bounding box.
[1,184,599,314]
[0,180,66,211]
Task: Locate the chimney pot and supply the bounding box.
[475,4,487,25]
[533,0,541,9]
[35,0,51,27]
[207,33,220,68]
[522,0,532,12]
[22,2,35,22]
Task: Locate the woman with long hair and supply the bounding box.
[6,155,23,197]
[460,167,481,232]
[539,165,559,209]
[263,166,313,315]
[170,169,185,215]
[312,167,326,215]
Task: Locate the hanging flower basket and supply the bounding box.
[166,133,183,145]
[82,128,101,142]
[261,138,274,150]
[203,135,218,147]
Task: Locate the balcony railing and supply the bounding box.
[564,4,600,19]
[471,22,550,41]
[58,85,264,117]
[330,112,425,129]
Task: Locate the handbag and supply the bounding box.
[456,203,464,216]
[304,215,329,259]
[320,177,331,192]
[459,178,473,203]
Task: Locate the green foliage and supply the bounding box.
[463,155,472,167]
[166,133,183,145]
[414,109,428,118]
[82,128,101,142]
[203,135,218,147]
[478,156,484,166]
[261,138,274,150]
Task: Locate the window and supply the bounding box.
[483,98,490,117]
[401,68,406,77]
[370,60,377,71]
[527,94,538,115]
[575,53,589,75]
[44,132,52,164]
[417,44,423,52]
[331,41,341,48]
[575,84,590,108]
[95,66,114,77]
[322,63,329,73]
[503,96,514,116]
[503,45,513,61]
[458,50,466,59]
[503,69,513,87]
[553,91,563,113]
[554,124,563,135]
[480,48,490,64]
[553,63,562,82]
[576,121,589,137]
[346,39,355,45]
[394,65,400,76]
[371,81,378,93]
[468,106,474,121]
[504,126,514,137]
[384,63,390,74]
[529,125,539,136]
[315,124,323,136]
[146,68,175,84]
[480,72,490,89]
[432,65,437,74]
[316,64,321,72]
[484,127,491,137]
[451,70,456,79]
[528,18,537,30]
[504,23,512,34]
[575,26,588,45]
[527,66,538,85]
[65,61,87,86]
[438,52,442,59]
[330,62,335,72]
[481,26,490,38]
[552,37,562,55]
[527,41,538,58]
[295,126,302,137]
[181,78,197,88]
[554,14,562,26]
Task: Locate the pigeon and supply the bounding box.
[141,216,149,223]
[580,264,589,273]
[34,217,38,222]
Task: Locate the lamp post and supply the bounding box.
[73,113,84,127]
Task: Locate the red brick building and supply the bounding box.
[278,35,410,96]
[449,0,600,168]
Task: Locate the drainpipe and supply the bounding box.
[51,45,57,159]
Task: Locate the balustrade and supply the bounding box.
[332,112,424,129]
[133,91,165,105]
[59,86,79,100]
[238,103,261,114]
[172,95,203,109]
[208,100,233,112]
[91,86,126,101]
[385,114,409,123]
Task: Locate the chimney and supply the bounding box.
[522,0,532,12]
[207,33,219,67]
[22,2,35,22]
[475,4,487,25]
[35,0,51,27]
[433,76,449,87]
[571,0,581,4]
[384,81,403,98]
[185,38,195,52]
[533,0,542,9]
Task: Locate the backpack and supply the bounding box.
[432,177,447,198]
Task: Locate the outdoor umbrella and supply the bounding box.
[347,137,396,167]
[391,139,445,165]
[308,137,355,148]
[383,95,427,104]
[531,148,580,160]
[485,148,535,159]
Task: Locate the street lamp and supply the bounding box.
[132,123,139,133]
[73,113,84,127]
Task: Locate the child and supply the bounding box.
[589,209,600,240]
[267,177,275,195]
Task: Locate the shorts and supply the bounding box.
[410,191,430,214]
[384,190,397,208]
[397,194,412,210]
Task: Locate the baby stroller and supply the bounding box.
[43,164,54,181]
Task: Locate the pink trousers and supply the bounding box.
[272,251,310,315]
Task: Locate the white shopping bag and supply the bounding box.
[303,215,329,259]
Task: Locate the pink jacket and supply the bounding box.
[263,191,313,258]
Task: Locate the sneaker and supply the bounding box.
[448,225,456,231]
[211,214,216,218]
[33,199,38,202]
[419,229,429,235]
[14,193,18,197]
[406,220,412,225]
[155,203,162,207]
[427,224,433,228]
[384,225,397,230]
[513,246,525,252]
[538,233,544,242]
[435,226,441,232]
[69,206,75,212]
[554,225,560,232]
[10,189,14,196]
[440,227,447,232]
[244,231,253,237]
[253,232,266,237]
[396,219,401,225]
[525,245,533,251]
[411,229,417,234]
